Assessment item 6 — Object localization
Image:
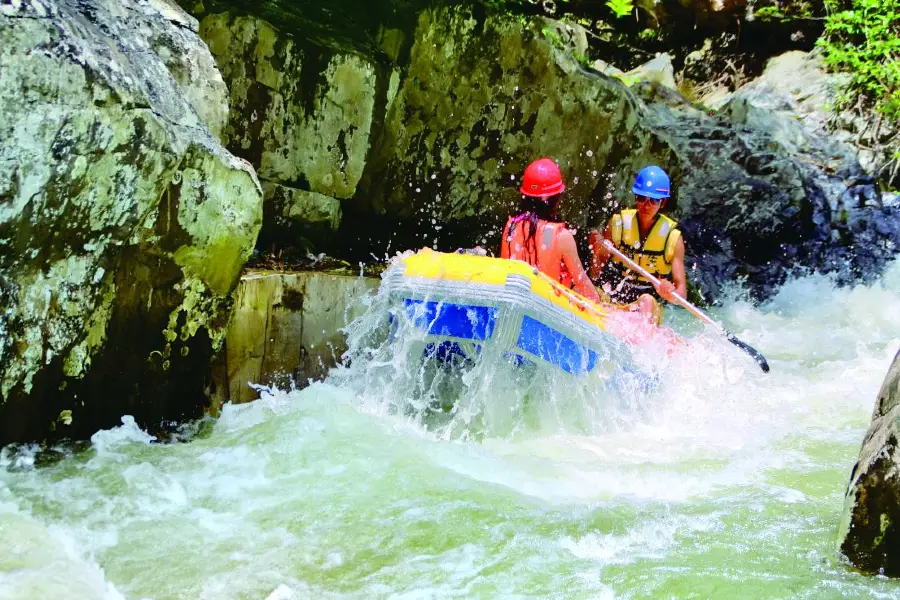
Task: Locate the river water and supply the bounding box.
[3,262,900,600]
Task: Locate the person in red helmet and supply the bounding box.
[501,158,600,302]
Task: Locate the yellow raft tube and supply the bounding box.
[379,249,657,386]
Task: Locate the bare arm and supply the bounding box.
[500,222,510,259]
[558,229,601,302]
[588,222,614,281]
[670,236,687,298]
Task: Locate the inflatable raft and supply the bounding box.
[379,249,661,389]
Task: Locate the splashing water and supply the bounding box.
[3,262,900,599]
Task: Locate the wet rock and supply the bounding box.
[197,11,378,248]
[364,7,672,225]
[0,0,262,444]
[680,50,900,297]
[258,182,342,252]
[199,12,377,196]
[185,4,900,301]
[839,348,900,575]
[653,102,898,298]
[733,51,846,139]
[717,50,898,186]
[191,4,677,258]
[143,0,231,140]
[208,271,377,407]
[626,53,676,90]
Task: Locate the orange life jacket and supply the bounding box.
[501,216,573,288]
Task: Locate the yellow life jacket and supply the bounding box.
[609,209,681,280]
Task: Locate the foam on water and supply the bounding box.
[2,261,900,599]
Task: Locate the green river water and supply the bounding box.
[3,263,900,599]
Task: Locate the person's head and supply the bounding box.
[632,165,670,218]
[519,158,566,220]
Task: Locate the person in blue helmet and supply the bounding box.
[588,165,687,324]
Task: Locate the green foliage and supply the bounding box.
[638,27,655,41]
[754,6,785,21]
[605,0,633,19]
[540,25,563,47]
[818,0,900,185]
[754,2,815,22]
[573,53,593,68]
[817,0,900,122]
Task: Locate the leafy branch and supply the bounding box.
[818,0,900,186]
[605,0,633,19]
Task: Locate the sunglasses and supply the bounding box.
[635,195,664,205]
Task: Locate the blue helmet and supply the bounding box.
[632,165,670,200]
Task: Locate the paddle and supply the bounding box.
[601,240,770,373]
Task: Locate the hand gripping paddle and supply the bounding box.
[602,240,770,373]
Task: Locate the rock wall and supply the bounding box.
[673,49,897,297]
[197,11,379,252]
[839,348,900,575]
[364,10,670,225]
[208,271,377,407]
[189,3,899,300]
[0,0,263,444]
[193,5,675,257]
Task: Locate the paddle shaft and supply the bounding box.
[601,241,719,330]
[601,240,770,372]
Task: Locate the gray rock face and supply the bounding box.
[732,51,845,140]
[667,50,898,298]
[839,348,900,575]
[202,12,376,198]
[748,50,899,187]
[626,53,676,90]
[185,3,898,300]
[691,48,897,187]
[258,182,343,252]
[367,8,670,224]
[0,0,262,444]
[198,11,380,248]
[197,4,674,256]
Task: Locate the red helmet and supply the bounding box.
[520,158,566,199]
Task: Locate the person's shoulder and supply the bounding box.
[554,222,575,238]
[556,226,578,249]
[662,212,680,226]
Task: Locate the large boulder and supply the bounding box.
[672,50,900,298]
[737,50,898,187]
[194,4,676,256]
[0,0,263,444]
[196,11,380,251]
[364,8,672,225]
[626,53,676,90]
[839,348,900,575]
[726,51,846,142]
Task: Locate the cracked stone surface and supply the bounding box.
[0,0,262,443]
[839,349,900,575]
[192,3,900,300]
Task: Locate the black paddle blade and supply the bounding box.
[726,333,770,373]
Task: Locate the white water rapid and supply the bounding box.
[3,262,900,599]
